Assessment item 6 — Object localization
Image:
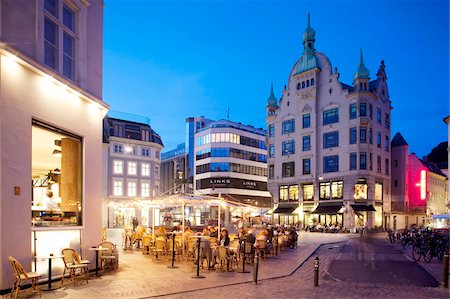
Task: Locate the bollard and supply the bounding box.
[253,253,260,284]
[314,257,319,287]
[275,233,278,256]
[167,233,178,269]
[237,239,250,273]
[443,253,449,288]
[191,238,205,279]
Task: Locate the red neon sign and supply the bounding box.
[420,170,426,200]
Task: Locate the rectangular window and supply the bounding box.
[279,185,289,201]
[369,128,373,144]
[63,5,75,31]
[282,162,295,177]
[354,183,368,200]
[141,163,150,176]
[377,132,381,148]
[269,144,275,158]
[384,136,389,152]
[128,182,137,196]
[360,152,367,170]
[141,148,150,156]
[128,162,137,175]
[323,131,339,148]
[303,184,314,200]
[385,113,390,129]
[350,127,357,144]
[45,0,58,16]
[377,108,381,124]
[385,158,390,175]
[268,124,275,137]
[113,160,123,174]
[62,31,74,79]
[303,158,311,175]
[323,108,339,125]
[155,166,159,178]
[375,182,383,200]
[44,18,58,70]
[113,144,123,153]
[350,153,357,170]
[32,121,82,226]
[268,164,274,179]
[359,102,367,117]
[323,155,339,173]
[113,125,123,137]
[349,104,357,119]
[377,155,382,173]
[141,182,150,197]
[369,104,373,119]
[282,140,295,155]
[113,180,123,196]
[302,114,311,128]
[359,127,367,143]
[155,150,160,159]
[319,181,343,200]
[303,135,311,151]
[282,119,295,134]
[289,185,299,202]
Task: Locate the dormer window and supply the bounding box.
[308,42,312,49]
[297,83,301,90]
[311,78,315,86]
[302,82,305,88]
[306,80,310,87]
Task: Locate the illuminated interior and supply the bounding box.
[32,121,83,226]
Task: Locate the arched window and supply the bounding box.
[297,83,301,90]
[311,78,315,86]
[306,80,310,87]
[302,82,305,88]
[359,82,363,90]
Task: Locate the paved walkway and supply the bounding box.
[2,233,349,299]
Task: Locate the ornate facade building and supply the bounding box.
[266,15,392,230]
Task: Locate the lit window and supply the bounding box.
[303,184,314,200]
[141,163,150,176]
[354,183,368,200]
[127,182,137,196]
[279,185,289,201]
[319,181,343,200]
[289,185,299,201]
[113,181,123,196]
[113,160,123,174]
[141,182,150,197]
[375,182,383,200]
[128,162,137,175]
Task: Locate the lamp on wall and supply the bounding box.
[52,149,62,157]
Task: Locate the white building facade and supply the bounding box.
[103,112,163,228]
[194,119,271,208]
[0,0,107,291]
[266,15,392,230]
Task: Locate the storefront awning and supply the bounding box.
[350,204,376,212]
[311,203,343,214]
[273,206,297,214]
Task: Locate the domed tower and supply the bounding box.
[353,49,370,91]
[266,82,278,116]
[293,13,319,75]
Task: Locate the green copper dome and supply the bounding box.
[294,14,319,75]
[267,82,278,107]
[353,49,370,80]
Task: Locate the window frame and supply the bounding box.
[282,119,295,134]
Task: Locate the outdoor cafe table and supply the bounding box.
[89,246,108,276]
[34,254,63,291]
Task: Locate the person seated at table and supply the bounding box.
[245,230,256,245]
[209,226,218,238]
[202,228,210,236]
[288,227,298,248]
[155,226,167,237]
[237,227,245,240]
[219,229,230,246]
[172,226,181,233]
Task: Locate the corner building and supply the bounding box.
[266,15,392,230]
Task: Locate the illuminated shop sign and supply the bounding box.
[197,178,267,191]
[420,170,426,200]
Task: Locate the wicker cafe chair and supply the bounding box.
[216,246,235,271]
[61,248,89,286]
[186,238,196,260]
[99,241,119,271]
[153,239,166,261]
[8,256,41,299]
[141,235,153,255]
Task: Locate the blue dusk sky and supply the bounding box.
[103,0,449,158]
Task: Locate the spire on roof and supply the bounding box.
[391,132,408,147]
[353,48,370,81]
[267,82,278,107]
